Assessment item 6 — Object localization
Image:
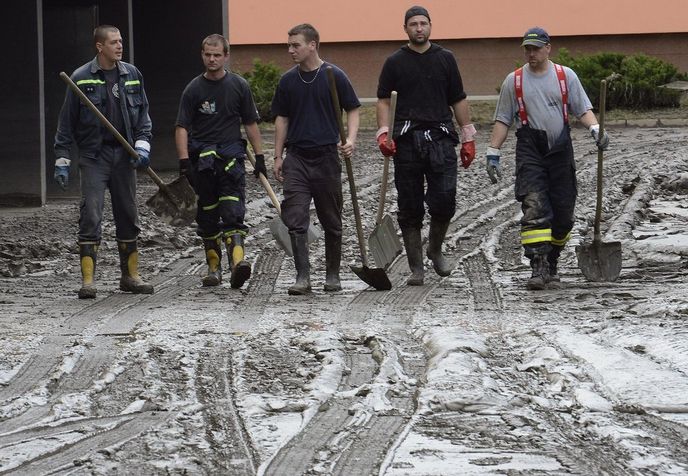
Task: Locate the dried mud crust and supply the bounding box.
[1,129,688,474]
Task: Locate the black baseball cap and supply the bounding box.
[521,27,550,47]
[405,6,430,24]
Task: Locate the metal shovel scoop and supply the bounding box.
[369,91,403,269]
[246,149,320,256]
[60,72,196,226]
[326,67,391,290]
[576,78,622,281]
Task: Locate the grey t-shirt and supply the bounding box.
[493,61,592,147]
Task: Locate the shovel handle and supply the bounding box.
[377,91,397,225]
[326,67,370,267]
[593,79,607,243]
[59,71,172,196]
[246,149,282,213]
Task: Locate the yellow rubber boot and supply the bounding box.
[226,234,251,289]
[78,242,98,299]
[202,237,222,287]
[118,240,154,294]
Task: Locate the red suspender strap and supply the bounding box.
[514,67,528,126]
[553,63,569,124]
[514,63,569,126]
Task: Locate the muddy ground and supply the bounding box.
[1,127,688,475]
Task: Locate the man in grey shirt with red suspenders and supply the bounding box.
[485,27,609,290]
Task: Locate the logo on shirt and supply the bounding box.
[112,83,120,99]
[199,101,216,115]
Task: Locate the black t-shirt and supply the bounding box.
[176,71,259,144]
[271,62,360,148]
[377,44,467,136]
[102,67,125,141]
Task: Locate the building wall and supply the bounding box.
[230,33,688,98]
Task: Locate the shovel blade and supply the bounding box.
[145,176,197,227]
[369,214,403,269]
[575,240,622,282]
[350,265,392,291]
[269,218,321,256]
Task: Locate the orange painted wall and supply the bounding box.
[229,0,688,45]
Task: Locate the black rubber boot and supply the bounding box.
[118,240,154,294]
[426,219,453,277]
[324,233,342,292]
[227,234,251,289]
[78,242,98,299]
[288,232,311,295]
[547,245,563,288]
[402,228,424,286]
[201,237,222,287]
[527,254,549,291]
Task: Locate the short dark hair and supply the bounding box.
[93,25,119,45]
[202,34,229,55]
[288,23,320,48]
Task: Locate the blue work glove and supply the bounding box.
[253,154,268,178]
[132,140,151,168]
[589,124,609,150]
[54,158,71,191]
[486,147,502,184]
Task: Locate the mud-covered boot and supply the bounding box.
[324,233,342,292]
[78,242,98,299]
[426,218,453,277]
[527,254,549,291]
[227,233,251,289]
[547,246,562,288]
[402,228,424,286]
[118,240,154,294]
[288,232,311,295]
[201,237,222,287]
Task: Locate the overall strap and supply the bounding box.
[514,63,569,126]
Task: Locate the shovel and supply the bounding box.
[326,67,391,291]
[59,72,196,227]
[245,149,320,256]
[369,91,403,269]
[575,78,622,281]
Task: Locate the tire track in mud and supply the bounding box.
[264,337,423,476]
[0,410,169,475]
[195,346,258,475]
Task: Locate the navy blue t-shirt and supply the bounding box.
[271,62,360,148]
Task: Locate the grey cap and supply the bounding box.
[405,6,430,24]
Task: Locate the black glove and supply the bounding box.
[179,158,194,186]
[253,154,268,178]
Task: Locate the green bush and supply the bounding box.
[239,59,282,123]
[552,49,684,110]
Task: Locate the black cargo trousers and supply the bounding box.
[515,126,577,258]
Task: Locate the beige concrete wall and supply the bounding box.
[229,33,688,98]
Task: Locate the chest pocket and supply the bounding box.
[124,80,144,123]
[77,80,105,125]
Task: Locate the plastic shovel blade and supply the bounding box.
[369,214,403,269]
[269,219,321,256]
[575,240,622,282]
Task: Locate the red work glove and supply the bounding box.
[376,127,396,157]
[460,141,475,169]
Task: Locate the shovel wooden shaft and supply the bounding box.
[246,149,282,213]
[377,91,397,225]
[593,79,607,243]
[326,67,370,267]
[59,71,174,201]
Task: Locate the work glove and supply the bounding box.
[459,124,477,168]
[131,140,151,168]
[178,158,194,187]
[54,158,71,191]
[253,153,268,178]
[589,124,609,150]
[376,127,396,157]
[486,146,502,184]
